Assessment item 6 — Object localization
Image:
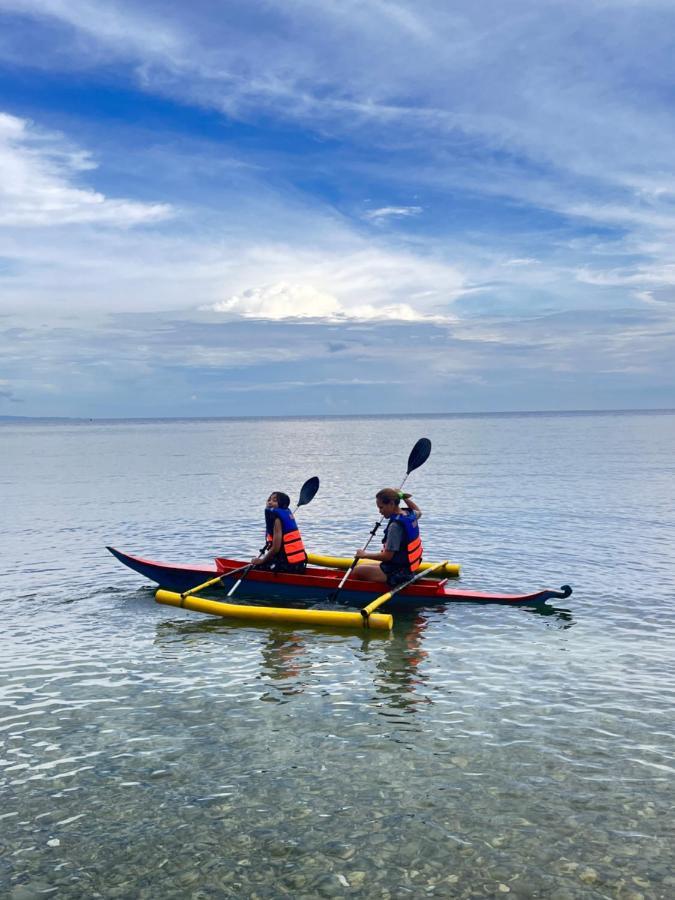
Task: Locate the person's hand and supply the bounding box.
[355,549,366,559]
[250,557,261,566]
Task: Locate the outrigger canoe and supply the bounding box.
[107,547,572,609]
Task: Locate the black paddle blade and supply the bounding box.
[297,475,320,507]
[407,438,431,474]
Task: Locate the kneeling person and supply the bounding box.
[354,488,423,586]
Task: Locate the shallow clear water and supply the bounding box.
[2,412,674,899]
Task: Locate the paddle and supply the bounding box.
[225,475,320,600]
[179,564,251,601]
[327,437,432,604]
[360,560,448,626]
[294,476,321,512]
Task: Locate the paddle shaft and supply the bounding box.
[361,561,448,624]
[180,563,251,600]
[227,502,299,598]
[225,562,258,597]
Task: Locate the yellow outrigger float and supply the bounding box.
[155,561,450,633]
[306,553,460,578]
[155,589,394,631]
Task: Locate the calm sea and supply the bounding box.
[2,412,674,899]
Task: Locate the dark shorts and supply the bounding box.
[380,563,412,588]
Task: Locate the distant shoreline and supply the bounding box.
[2,408,674,424]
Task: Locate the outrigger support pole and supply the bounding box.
[360,561,449,627]
[178,564,251,602]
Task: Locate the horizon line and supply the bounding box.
[2,407,675,423]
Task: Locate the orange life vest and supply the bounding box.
[265,507,307,565]
[383,512,423,571]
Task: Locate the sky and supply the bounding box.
[1,0,675,417]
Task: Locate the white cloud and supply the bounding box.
[576,264,675,288]
[5,303,674,416]
[0,378,17,399]
[0,127,470,319]
[634,291,660,305]
[205,280,451,322]
[364,206,423,222]
[6,1,672,187]
[0,0,183,60]
[218,377,404,393]
[0,112,171,226]
[3,4,675,326]
[200,238,469,322]
[209,282,342,319]
[6,1,675,246]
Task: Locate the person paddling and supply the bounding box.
[252,491,308,573]
[353,488,423,586]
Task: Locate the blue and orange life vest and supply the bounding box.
[382,511,423,572]
[264,507,307,565]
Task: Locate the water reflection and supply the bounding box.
[153,616,391,644]
[368,613,431,715]
[520,602,576,628]
[152,613,437,709]
[259,631,307,698]
[428,599,576,629]
[151,599,574,717]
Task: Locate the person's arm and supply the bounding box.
[402,493,422,520]
[355,520,400,562]
[355,547,394,562]
[252,518,283,565]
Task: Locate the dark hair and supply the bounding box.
[274,491,291,509]
[376,488,403,505]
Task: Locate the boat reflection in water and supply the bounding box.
[526,600,575,628]
[152,598,575,709]
[368,600,576,716]
[369,612,432,716]
[259,631,309,700]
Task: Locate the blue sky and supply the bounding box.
[1,0,674,416]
